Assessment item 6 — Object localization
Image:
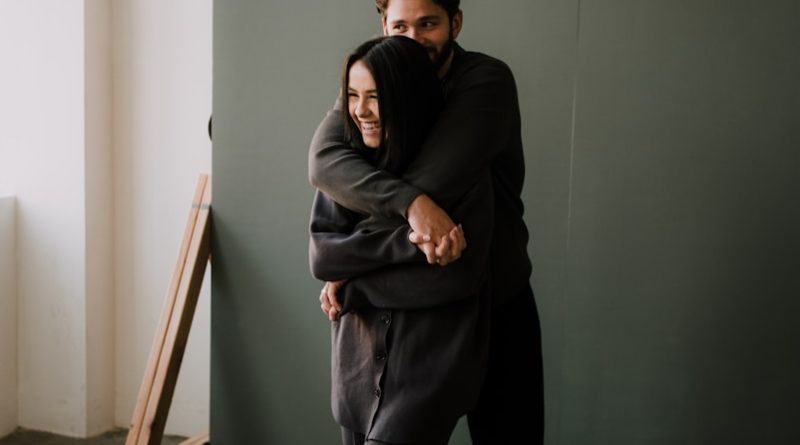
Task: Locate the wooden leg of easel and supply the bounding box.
[126,175,212,445]
[179,431,210,445]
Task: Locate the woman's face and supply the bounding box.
[347,60,381,149]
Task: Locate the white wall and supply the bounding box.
[0,197,17,438]
[112,0,212,436]
[0,0,91,437]
[0,0,211,438]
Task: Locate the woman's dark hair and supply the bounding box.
[341,36,443,175]
[375,0,460,20]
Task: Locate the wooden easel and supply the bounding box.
[126,175,212,445]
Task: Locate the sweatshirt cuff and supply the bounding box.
[391,186,424,219]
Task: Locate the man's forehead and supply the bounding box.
[386,13,443,24]
[384,0,449,21]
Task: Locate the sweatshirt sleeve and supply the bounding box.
[308,98,422,219]
[308,190,425,282]
[339,170,494,311]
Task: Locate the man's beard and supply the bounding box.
[430,36,455,72]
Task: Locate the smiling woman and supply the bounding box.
[309,35,495,444]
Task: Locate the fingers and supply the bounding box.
[420,242,437,264]
[435,235,451,260]
[319,282,342,321]
[409,229,438,264]
[408,230,432,245]
[437,238,453,266]
[448,227,460,259]
[454,224,466,252]
[435,225,466,266]
[326,281,343,312]
[327,306,339,322]
[319,287,333,319]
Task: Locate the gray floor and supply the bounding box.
[0,428,188,445]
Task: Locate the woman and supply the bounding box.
[309,36,494,445]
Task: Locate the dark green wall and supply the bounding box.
[212,1,800,443]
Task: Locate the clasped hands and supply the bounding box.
[406,193,467,266]
[319,194,466,321]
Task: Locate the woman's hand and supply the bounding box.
[319,280,346,321]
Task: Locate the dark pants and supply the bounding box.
[467,284,544,444]
[341,426,454,445]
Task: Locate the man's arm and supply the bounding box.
[402,57,519,203]
[308,103,422,219]
[339,171,494,312]
[309,190,425,282]
[309,58,518,253]
[309,99,458,263]
[309,59,518,207]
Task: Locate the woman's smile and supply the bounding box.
[359,121,381,137]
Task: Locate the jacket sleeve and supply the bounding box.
[308,190,425,282]
[339,170,494,311]
[308,99,422,219]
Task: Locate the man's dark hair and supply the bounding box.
[375,0,461,20]
[341,36,443,175]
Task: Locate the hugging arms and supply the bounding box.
[308,55,520,312]
[309,169,493,312]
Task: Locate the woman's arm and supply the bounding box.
[308,190,424,281]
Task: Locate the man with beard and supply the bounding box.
[309,1,543,443]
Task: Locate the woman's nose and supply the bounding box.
[356,100,370,118]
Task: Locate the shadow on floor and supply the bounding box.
[0,428,187,445]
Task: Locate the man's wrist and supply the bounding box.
[401,189,426,219]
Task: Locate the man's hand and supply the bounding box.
[406,194,466,265]
[319,280,346,321]
[409,224,466,266]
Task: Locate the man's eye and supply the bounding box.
[394,25,407,32]
[421,21,435,28]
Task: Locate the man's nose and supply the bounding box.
[407,27,420,42]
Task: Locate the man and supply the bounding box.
[309,1,543,443]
